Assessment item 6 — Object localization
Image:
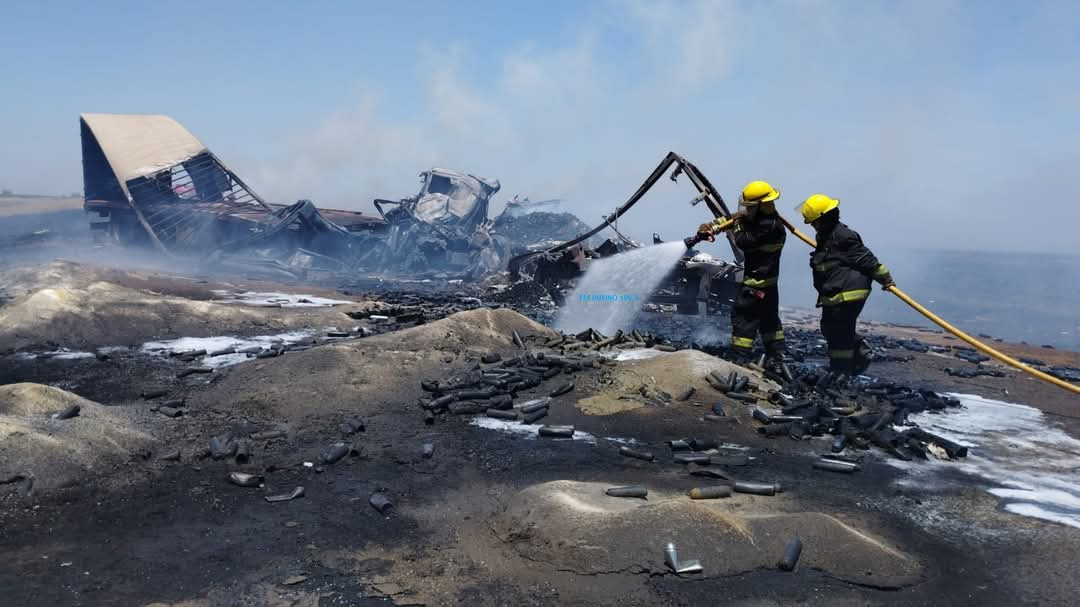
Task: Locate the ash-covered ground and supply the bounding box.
[1,257,1079,607]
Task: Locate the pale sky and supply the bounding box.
[2,0,1078,253]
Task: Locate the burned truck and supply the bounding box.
[370,168,509,277]
[79,114,518,279]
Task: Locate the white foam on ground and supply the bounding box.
[470,417,598,443]
[15,349,94,360]
[614,348,669,362]
[140,330,317,368]
[896,393,1080,529]
[211,290,352,307]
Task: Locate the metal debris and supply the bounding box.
[228,472,262,487]
[265,486,305,503]
[606,485,648,499]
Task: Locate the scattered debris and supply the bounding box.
[52,404,80,420]
[265,486,305,503]
[369,492,394,515]
[778,537,803,571]
[688,486,732,499]
[228,472,262,487]
[605,485,648,499]
[664,542,703,574]
[538,425,575,438]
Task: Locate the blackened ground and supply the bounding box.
[1,274,1079,605]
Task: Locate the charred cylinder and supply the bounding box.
[813,458,860,473]
[688,486,733,499]
[778,537,803,571]
[538,425,575,438]
[619,446,656,462]
[734,481,780,496]
[606,485,648,499]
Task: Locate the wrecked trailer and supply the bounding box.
[507,152,744,314]
[79,114,539,280]
[80,113,384,268]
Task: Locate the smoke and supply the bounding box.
[246,0,1079,255]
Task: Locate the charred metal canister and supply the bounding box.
[668,439,692,451]
[675,387,696,401]
[522,408,549,424]
[673,453,711,465]
[689,438,719,451]
[538,425,574,438]
[778,537,803,571]
[323,443,350,464]
[421,443,435,459]
[486,408,518,421]
[703,414,735,424]
[813,458,860,473]
[53,404,80,420]
[481,353,502,364]
[448,401,486,415]
[752,409,772,424]
[831,435,847,453]
[688,486,733,499]
[711,402,726,416]
[519,398,551,414]
[769,415,803,423]
[486,394,514,410]
[606,485,648,498]
[734,481,779,496]
[369,493,393,514]
[759,423,793,437]
[728,392,758,403]
[549,382,575,397]
[141,389,168,400]
[619,446,655,462]
[234,439,251,464]
[732,376,750,393]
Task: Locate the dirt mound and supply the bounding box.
[193,308,557,421]
[494,480,923,588]
[0,383,155,492]
[0,272,368,352]
[577,350,776,415]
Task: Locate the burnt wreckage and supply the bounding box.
[508,152,743,314]
[79,114,744,313]
[79,114,520,278]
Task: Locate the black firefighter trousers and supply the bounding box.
[820,299,868,374]
[731,285,785,358]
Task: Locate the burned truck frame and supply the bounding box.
[79,114,506,279]
[508,152,744,314]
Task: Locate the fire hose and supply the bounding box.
[686,215,1080,395]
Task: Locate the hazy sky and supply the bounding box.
[2,0,1078,253]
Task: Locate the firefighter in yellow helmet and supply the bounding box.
[799,194,895,375]
[698,180,786,366]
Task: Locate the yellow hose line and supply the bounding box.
[775,215,1080,395]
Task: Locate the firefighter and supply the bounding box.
[799,194,895,375]
[698,180,787,366]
